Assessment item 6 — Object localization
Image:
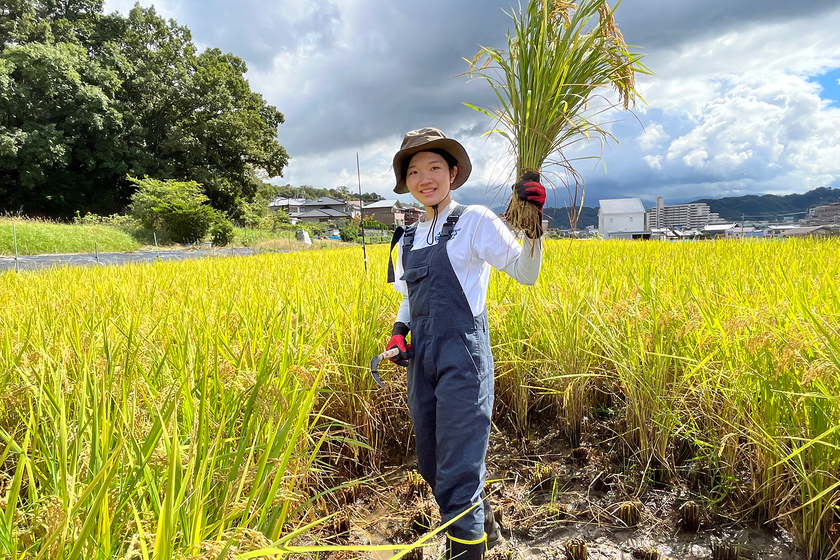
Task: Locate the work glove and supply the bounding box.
[513,171,546,211]
[386,322,413,367]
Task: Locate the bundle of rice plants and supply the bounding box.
[466,0,648,237]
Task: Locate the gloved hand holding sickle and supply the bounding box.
[368,322,412,388]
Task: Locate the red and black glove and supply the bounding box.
[513,171,546,211]
[386,322,413,367]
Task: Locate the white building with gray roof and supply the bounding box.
[598,198,647,239]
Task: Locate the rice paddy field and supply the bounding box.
[1,238,839,559]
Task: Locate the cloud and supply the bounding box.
[579,4,840,204]
[644,155,662,169]
[614,0,840,50]
[636,124,669,151]
[100,0,840,206]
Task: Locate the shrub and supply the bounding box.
[340,225,360,242]
[262,209,290,231]
[164,205,215,243]
[209,215,235,246]
[361,219,389,231]
[128,176,216,243]
[74,211,139,230]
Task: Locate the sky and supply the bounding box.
[101,0,840,210]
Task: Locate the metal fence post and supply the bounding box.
[13,224,19,273]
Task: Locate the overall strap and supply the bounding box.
[403,223,417,248]
[387,223,417,283]
[438,204,465,242]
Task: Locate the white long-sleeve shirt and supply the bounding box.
[392,199,542,326]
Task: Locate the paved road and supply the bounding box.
[0,247,257,273]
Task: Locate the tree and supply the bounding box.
[0,41,123,215]
[0,1,290,218]
[35,0,103,21]
[272,183,384,203]
[165,47,289,215]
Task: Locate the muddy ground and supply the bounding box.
[313,418,804,560]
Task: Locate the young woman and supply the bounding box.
[386,128,545,560]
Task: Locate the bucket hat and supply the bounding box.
[392,128,471,194]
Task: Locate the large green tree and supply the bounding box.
[0,0,288,218]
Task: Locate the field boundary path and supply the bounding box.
[0,247,257,273]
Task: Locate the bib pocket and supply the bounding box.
[401,265,429,283]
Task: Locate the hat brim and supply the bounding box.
[392,138,471,195]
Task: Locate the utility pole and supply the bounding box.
[357,153,368,272]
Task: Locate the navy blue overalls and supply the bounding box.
[392,206,495,541]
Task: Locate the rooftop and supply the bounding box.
[297,208,351,219]
[702,223,738,232]
[362,199,402,209]
[303,196,347,206]
[599,198,645,214]
[269,197,306,207]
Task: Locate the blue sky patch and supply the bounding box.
[813,67,840,106]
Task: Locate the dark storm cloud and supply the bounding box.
[162,1,516,156]
[104,0,840,201]
[166,0,840,163]
[280,2,516,156]
[180,0,343,68]
[613,0,840,50]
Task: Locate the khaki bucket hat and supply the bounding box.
[392,128,472,194]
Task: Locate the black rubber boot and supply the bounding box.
[446,533,486,560]
[483,495,502,550]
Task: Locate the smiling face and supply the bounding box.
[405,151,458,218]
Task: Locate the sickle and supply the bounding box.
[368,347,399,388]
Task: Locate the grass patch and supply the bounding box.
[0,218,140,256]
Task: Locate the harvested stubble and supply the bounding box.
[711,539,741,560]
[564,537,588,560]
[631,549,665,560]
[678,500,702,531]
[617,500,643,527]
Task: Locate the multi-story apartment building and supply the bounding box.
[805,198,840,225]
[647,196,725,229]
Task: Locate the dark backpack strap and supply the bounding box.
[439,204,465,241]
[386,226,405,284]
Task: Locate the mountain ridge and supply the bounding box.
[544,187,840,229]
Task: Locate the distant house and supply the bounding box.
[269,197,307,223]
[358,200,405,227]
[297,197,353,226]
[403,207,423,226]
[780,225,838,238]
[700,223,738,238]
[725,225,760,238]
[598,198,647,239]
[344,200,364,219]
[765,224,800,237]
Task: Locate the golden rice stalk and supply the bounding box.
[466,0,649,235]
